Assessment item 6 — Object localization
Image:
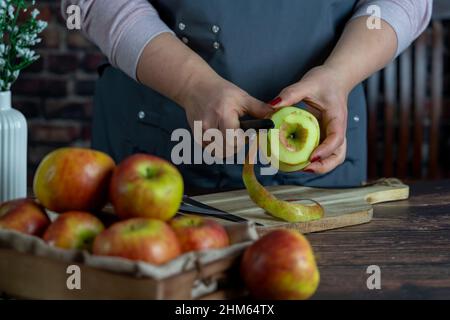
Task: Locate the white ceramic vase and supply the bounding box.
[0,91,27,203]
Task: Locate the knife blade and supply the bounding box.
[239,119,275,131]
[179,203,249,224]
[181,196,263,226]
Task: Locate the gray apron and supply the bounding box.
[93,0,367,191]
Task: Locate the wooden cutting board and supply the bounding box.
[193,178,409,235]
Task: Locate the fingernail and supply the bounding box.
[311,156,321,163]
[268,97,282,106]
[303,169,315,173]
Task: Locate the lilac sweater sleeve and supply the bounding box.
[352,0,433,56]
[61,0,173,80]
[61,0,432,81]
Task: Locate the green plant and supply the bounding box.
[0,0,47,91]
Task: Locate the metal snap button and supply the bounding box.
[178,22,186,31]
[138,111,145,119]
[213,41,220,50]
[353,115,360,122]
[182,37,189,44]
[212,25,220,34]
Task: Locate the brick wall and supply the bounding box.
[11,0,104,180]
[8,1,450,182]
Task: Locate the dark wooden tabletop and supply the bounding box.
[309,179,450,299]
[19,180,450,300]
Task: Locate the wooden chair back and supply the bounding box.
[365,17,446,180]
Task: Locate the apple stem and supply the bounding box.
[145,167,158,179]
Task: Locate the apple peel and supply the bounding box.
[243,137,323,222]
[242,107,324,223]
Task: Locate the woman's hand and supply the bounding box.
[181,74,273,156]
[269,16,398,175]
[271,65,349,174]
[137,33,273,156]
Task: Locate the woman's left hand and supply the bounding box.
[270,65,349,174]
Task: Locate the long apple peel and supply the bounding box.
[243,135,324,223]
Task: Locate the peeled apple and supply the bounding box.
[242,106,324,223]
[265,107,321,172]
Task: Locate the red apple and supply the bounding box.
[33,148,115,213]
[43,211,105,251]
[93,218,181,265]
[241,229,319,300]
[109,154,183,221]
[0,198,50,236]
[170,215,229,252]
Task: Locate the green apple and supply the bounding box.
[265,106,320,172]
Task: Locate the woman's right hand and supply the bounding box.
[137,33,273,156]
[180,75,273,156]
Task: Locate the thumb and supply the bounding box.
[271,82,308,107]
[243,96,274,119]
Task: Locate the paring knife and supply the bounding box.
[178,119,273,225]
[180,195,263,226]
[239,119,275,131]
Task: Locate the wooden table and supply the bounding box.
[10,180,450,300]
[309,180,450,299]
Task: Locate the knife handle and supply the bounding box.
[239,119,275,131]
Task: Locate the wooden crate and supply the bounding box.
[0,218,256,300]
[0,247,246,300]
